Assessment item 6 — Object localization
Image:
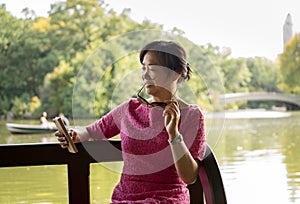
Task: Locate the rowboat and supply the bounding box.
[6,123,58,134]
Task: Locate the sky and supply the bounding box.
[1,0,300,61]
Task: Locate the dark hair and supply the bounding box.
[139,40,192,81]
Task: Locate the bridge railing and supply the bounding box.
[219,92,300,107]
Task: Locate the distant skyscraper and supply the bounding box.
[283,13,293,48]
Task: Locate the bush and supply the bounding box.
[11,97,27,118]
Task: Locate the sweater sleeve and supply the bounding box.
[86,101,127,140]
[188,109,206,161]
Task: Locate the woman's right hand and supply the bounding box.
[55,129,79,149]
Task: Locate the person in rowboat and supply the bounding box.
[58,112,70,127]
[40,112,48,126]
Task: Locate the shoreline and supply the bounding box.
[205,109,291,119]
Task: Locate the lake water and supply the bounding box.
[0,111,300,203]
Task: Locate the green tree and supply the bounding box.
[0,6,28,108]
[11,97,27,118]
[221,57,251,93]
[0,5,59,116]
[47,0,109,61]
[0,96,10,116]
[38,0,162,118]
[278,33,300,93]
[41,60,74,117]
[246,57,280,92]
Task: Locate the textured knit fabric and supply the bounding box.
[86,98,206,203]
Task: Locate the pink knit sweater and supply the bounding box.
[87,98,206,203]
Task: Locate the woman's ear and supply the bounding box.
[172,71,182,83]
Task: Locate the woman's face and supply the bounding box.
[141,51,178,96]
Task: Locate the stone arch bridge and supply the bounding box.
[219,92,300,107]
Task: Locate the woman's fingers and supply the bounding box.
[60,143,69,149]
[54,130,63,137]
[57,137,68,148]
[55,130,70,148]
[69,129,78,142]
[163,100,180,117]
[163,100,181,136]
[56,136,65,142]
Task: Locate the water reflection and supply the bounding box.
[209,112,300,203]
[0,112,300,203]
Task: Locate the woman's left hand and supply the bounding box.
[163,100,180,139]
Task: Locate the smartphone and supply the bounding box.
[53,117,78,153]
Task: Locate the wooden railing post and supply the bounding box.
[0,141,227,204]
[0,141,122,204]
[68,160,90,204]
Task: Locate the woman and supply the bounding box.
[56,40,206,203]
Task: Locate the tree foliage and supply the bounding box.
[246,57,280,92]
[279,33,300,93]
[0,5,59,117]
[0,1,286,118]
